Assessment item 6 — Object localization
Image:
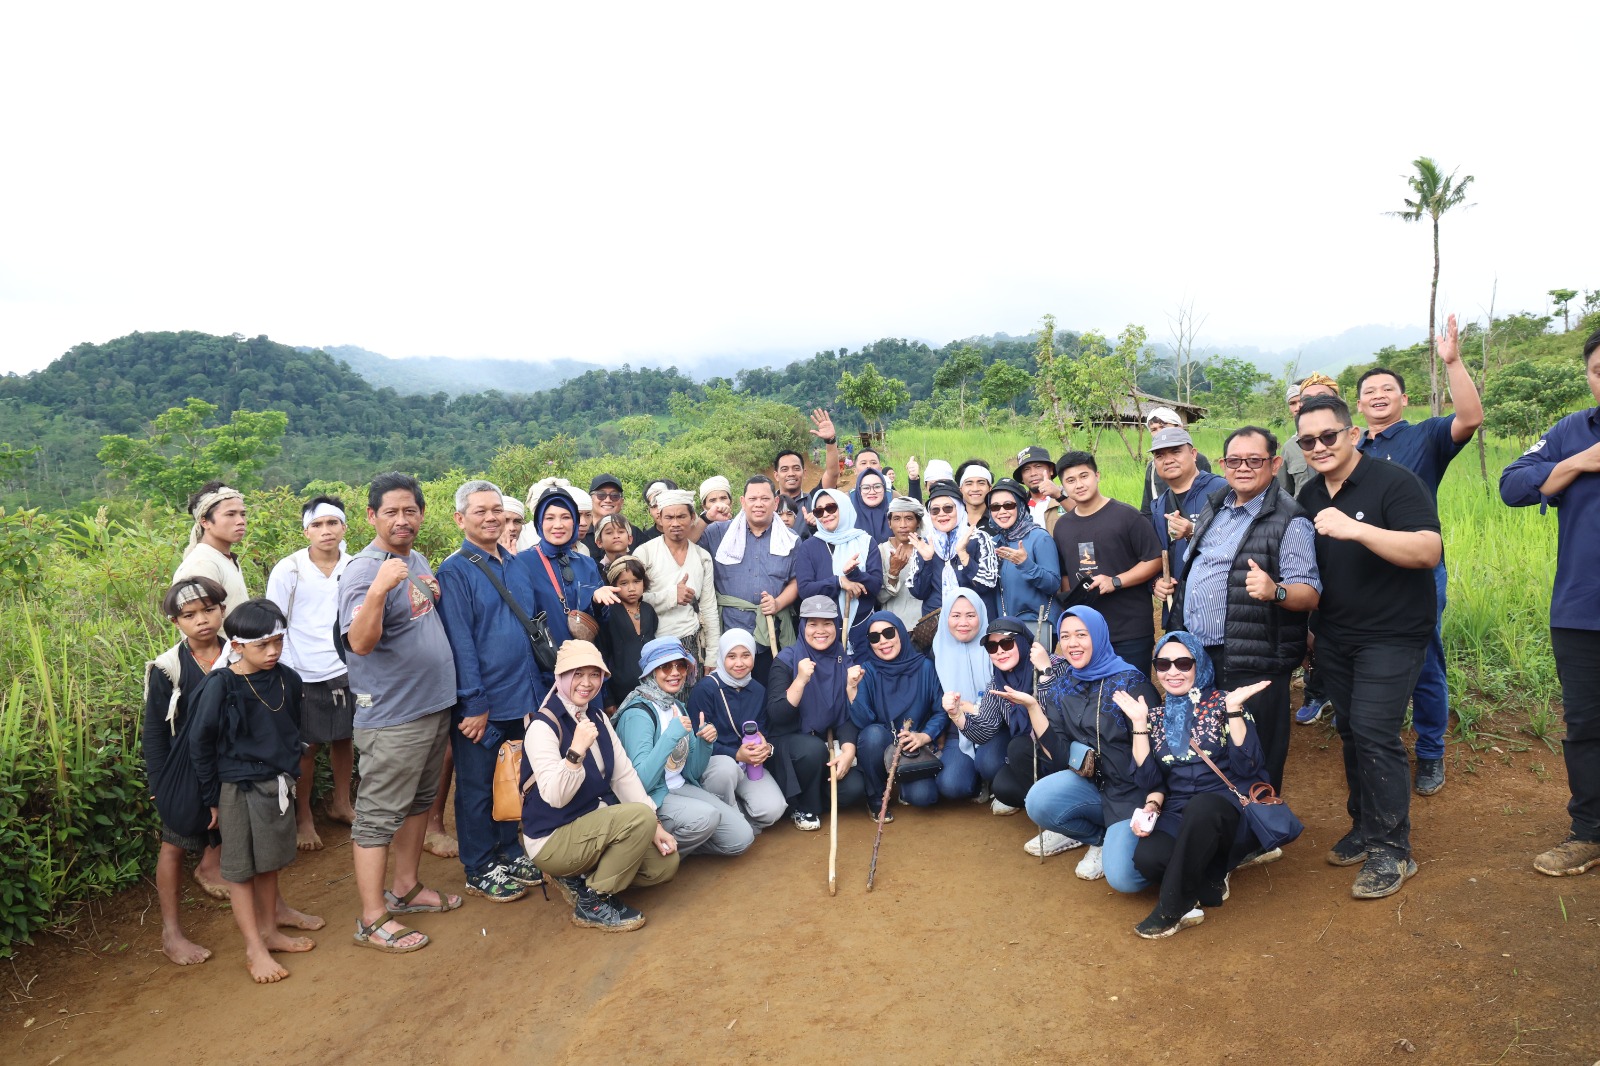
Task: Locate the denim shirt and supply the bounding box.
[437,539,541,721]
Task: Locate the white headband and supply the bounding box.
[699,475,731,501]
[657,489,696,512]
[232,624,287,646]
[302,502,347,529]
[961,466,993,485]
[187,486,243,548]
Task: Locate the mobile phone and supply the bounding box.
[478,721,505,750]
[1131,807,1158,833]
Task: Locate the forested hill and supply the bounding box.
[0,331,703,506]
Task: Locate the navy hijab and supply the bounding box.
[849,468,891,544]
[776,617,850,736]
[985,617,1036,736]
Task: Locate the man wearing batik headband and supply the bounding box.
[172,480,250,614]
[266,496,355,852]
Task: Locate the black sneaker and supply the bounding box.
[498,854,544,886]
[1325,830,1369,868]
[790,809,821,831]
[571,889,647,932]
[552,874,588,906]
[1134,906,1203,940]
[465,865,528,903]
[867,802,894,823]
[1351,853,1418,899]
[1414,758,1445,796]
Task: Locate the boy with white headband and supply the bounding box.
[266,495,356,850]
[189,597,321,984]
[172,480,250,614]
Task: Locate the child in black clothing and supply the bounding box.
[600,555,657,712]
[144,577,232,965]
[190,598,321,984]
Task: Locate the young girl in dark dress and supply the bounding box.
[600,556,657,711]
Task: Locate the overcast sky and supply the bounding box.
[1,4,1595,377]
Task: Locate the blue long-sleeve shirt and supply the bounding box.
[519,543,606,698]
[1500,405,1600,631]
[993,525,1061,622]
[688,676,770,760]
[796,536,883,645]
[436,539,541,721]
[848,659,949,739]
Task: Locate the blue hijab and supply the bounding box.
[854,610,940,732]
[776,618,850,736]
[861,610,928,686]
[1154,631,1215,755]
[849,469,891,544]
[1054,605,1138,682]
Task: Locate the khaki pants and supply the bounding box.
[531,802,680,897]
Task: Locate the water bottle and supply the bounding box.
[741,720,765,780]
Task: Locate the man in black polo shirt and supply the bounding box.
[1294,394,1441,900]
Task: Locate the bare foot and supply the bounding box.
[246,948,290,983]
[192,869,231,901]
[296,820,324,851]
[160,929,212,966]
[262,931,316,954]
[423,830,458,858]
[276,903,326,931]
[327,803,356,826]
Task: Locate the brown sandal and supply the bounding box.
[353,914,429,953]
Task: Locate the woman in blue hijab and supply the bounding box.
[524,487,611,693]
[849,611,947,814]
[1111,632,1271,939]
[991,605,1157,885]
[849,467,892,546]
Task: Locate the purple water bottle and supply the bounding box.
[741,721,765,780]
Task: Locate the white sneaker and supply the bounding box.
[1023,830,1082,857]
[991,798,1020,816]
[1179,907,1206,929]
[1075,844,1105,881]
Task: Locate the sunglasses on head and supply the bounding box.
[1295,428,1347,452]
[1153,655,1196,672]
[812,501,839,518]
[989,500,1018,512]
[927,503,957,516]
[1221,456,1270,470]
[983,635,1017,654]
[866,627,897,644]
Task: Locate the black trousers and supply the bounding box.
[1133,792,1251,919]
[1553,628,1600,841]
[1205,646,1293,793]
[991,733,1068,810]
[1315,636,1425,859]
[1113,637,1155,678]
[770,732,865,816]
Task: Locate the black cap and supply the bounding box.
[926,481,962,504]
[987,478,1030,505]
[1012,445,1054,483]
[590,473,623,493]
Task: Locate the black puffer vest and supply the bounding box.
[1170,482,1308,679]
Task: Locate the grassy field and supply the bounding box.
[883,413,1561,741]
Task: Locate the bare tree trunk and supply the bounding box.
[1429,218,1442,416]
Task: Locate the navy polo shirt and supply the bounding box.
[1499,407,1600,632]
[1297,454,1440,648]
[1358,416,1465,497]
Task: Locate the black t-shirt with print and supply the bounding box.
[1051,498,1163,644]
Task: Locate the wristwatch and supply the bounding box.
[563,748,583,765]
[1273,583,1288,603]
[1110,575,1123,590]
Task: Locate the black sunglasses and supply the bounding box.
[866,628,897,644]
[591,490,623,501]
[927,503,957,516]
[812,501,840,518]
[983,635,1017,654]
[989,501,1018,512]
[1295,429,1347,452]
[1153,655,1196,672]
[1221,456,1270,470]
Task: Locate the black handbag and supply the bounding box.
[1188,737,1304,850]
[887,743,943,782]
[460,549,560,671]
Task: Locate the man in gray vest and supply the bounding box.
[1159,426,1321,804]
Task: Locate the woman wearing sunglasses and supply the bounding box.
[849,611,948,816]
[977,619,1072,848]
[1109,633,1272,939]
[615,638,755,857]
[986,478,1061,623]
[909,482,999,620]
[991,605,1156,884]
[796,488,882,657]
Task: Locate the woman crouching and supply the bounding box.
[521,641,679,931]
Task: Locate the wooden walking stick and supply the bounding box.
[1031,604,1049,864]
[827,730,840,897]
[1161,550,1173,610]
[766,606,780,655]
[867,718,912,891]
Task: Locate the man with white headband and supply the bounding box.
[955,459,998,535]
[635,487,721,668]
[266,495,355,851]
[172,480,250,614]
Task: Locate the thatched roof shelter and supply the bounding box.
[1082,391,1208,427]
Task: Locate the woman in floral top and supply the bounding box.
[1111,632,1270,940]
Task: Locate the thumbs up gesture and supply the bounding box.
[1244,559,1279,602]
[675,572,696,606]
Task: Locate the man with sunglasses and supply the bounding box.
[582,474,643,555]
[1354,315,1483,798]
[1293,393,1442,900]
[1161,427,1320,801]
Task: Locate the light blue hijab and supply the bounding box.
[1154,631,1215,756]
[934,588,990,757]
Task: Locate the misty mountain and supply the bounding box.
[302,344,618,397]
[1150,324,1426,377]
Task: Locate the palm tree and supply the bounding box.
[1388,157,1474,416]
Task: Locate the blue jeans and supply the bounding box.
[1409,561,1449,759]
[450,714,524,878]
[858,724,940,807]
[936,735,1008,800]
[1023,770,1147,893]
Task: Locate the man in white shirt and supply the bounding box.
[266,495,355,850]
[172,481,250,614]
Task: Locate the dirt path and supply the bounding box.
[6,727,1598,1065]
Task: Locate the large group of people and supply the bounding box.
[141,319,1600,978]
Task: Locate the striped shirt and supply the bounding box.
[1182,491,1321,646]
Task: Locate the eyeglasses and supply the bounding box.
[983,636,1017,654]
[592,490,622,501]
[927,504,957,516]
[812,501,839,518]
[1152,656,1196,672]
[1295,429,1347,452]
[989,501,1018,512]
[1221,456,1270,470]
[866,628,897,644]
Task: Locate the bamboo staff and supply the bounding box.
[1161,550,1173,610]
[765,606,779,655]
[867,718,912,891]
[827,731,839,897]
[1032,604,1049,864]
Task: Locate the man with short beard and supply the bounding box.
[701,476,798,684]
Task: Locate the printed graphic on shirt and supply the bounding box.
[408,577,437,619]
[1077,541,1099,573]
